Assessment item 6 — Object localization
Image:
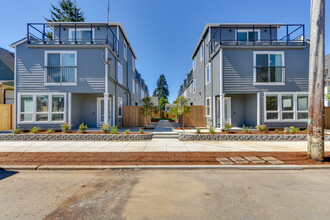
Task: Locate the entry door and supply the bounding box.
[97,97,111,126]
[217,97,220,126]
[216,97,231,126]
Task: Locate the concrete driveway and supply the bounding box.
[1,169,330,219]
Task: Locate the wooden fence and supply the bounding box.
[123,106,151,127]
[325,107,330,129]
[179,105,206,127]
[0,104,14,130]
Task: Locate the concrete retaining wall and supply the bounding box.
[0,134,153,141]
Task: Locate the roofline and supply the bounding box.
[10,37,27,48]
[190,23,288,60]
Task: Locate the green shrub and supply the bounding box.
[196,128,201,134]
[242,124,252,133]
[46,129,54,134]
[275,129,282,134]
[139,128,144,134]
[124,129,130,134]
[12,129,20,134]
[209,127,215,134]
[255,124,266,133]
[61,122,72,133]
[303,129,308,133]
[224,123,232,132]
[100,124,109,133]
[284,126,299,134]
[111,126,118,134]
[30,126,40,134]
[79,122,88,133]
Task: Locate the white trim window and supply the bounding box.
[254,51,285,85]
[193,58,196,71]
[118,97,123,118]
[205,63,211,85]
[69,28,95,42]
[132,57,135,71]
[264,92,308,122]
[190,83,192,93]
[193,79,196,93]
[132,79,135,94]
[123,41,127,61]
[141,90,145,99]
[118,63,123,84]
[206,97,211,117]
[200,44,204,61]
[136,82,139,94]
[18,93,65,123]
[44,51,77,85]
[236,29,260,42]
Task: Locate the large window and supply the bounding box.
[45,51,77,85]
[69,28,94,42]
[118,97,123,118]
[123,41,127,60]
[206,97,211,117]
[118,63,123,84]
[205,63,211,85]
[264,93,308,121]
[254,51,285,84]
[19,93,65,123]
[237,29,260,42]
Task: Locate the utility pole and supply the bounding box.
[307,0,325,161]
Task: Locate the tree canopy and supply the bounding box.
[168,96,191,127]
[153,74,169,100]
[158,97,168,111]
[45,0,86,22]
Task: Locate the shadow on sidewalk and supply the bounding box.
[0,169,18,181]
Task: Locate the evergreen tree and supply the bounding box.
[153,74,169,100]
[158,97,168,111]
[45,0,86,22]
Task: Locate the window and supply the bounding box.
[254,51,285,84]
[205,63,211,85]
[193,58,196,71]
[132,57,135,71]
[206,97,211,117]
[264,93,308,121]
[118,97,123,117]
[118,63,123,84]
[69,28,94,41]
[190,83,192,93]
[237,29,260,42]
[132,79,135,94]
[45,51,77,85]
[136,82,139,93]
[193,79,196,93]
[123,41,127,60]
[200,44,204,61]
[18,93,65,123]
[141,90,144,99]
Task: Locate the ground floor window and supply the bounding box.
[118,97,123,118]
[264,92,308,122]
[206,97,211,117]
[18,93,65,123]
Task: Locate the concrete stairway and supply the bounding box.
[152,132,179,139]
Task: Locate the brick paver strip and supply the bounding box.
[216,157,233,165]
[229,157,249,164]
[245,156,266,164]
[262,157,284,165]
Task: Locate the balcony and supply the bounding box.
[179,69,193,95]
[27,23,119,56]
[209,24,306,55]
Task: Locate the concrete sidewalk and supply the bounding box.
[0,140,329,152]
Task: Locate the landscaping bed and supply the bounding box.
[0,152,329,166]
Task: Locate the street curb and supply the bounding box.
[1,164,330,170]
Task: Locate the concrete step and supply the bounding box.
[152,132,178,135]
[152,134,179,139]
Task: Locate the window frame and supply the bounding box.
[236,29,261,42]
[206,97,211,117]
[205,63,211,85]
[132,79,135,94]
[132,56,135,71]
[193,79,196,93]
[193,58,196,72]
[118,97,123,118]
[200,44,204,61]
[44,50,77,86]
[17,92,66,124]
[253,51,285,85]
[118,62,123,84]
[68,28,95,41]
[263,92,308,122]
[123,41,127,61]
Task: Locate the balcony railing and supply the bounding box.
[209,24,306,56]
[27,23,119,56]
[179,70,194,95]
[45,66,77,84]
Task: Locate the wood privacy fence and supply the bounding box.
[179,105,206,127]
[0,104,14,130]
[123,106,151,127]
[325,107,330,129]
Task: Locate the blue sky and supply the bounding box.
[1,0,329,102]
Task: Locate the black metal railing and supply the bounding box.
[45,66,76,84]
[179,70,194,95]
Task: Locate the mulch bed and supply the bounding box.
[197,131,310,135]
[0,152,329,166]
[15,131,151,135]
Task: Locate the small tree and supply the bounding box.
[169,96,191,127]
[141,97,158,127]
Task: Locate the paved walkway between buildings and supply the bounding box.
[0,140,329,152]
[153,120,174,132]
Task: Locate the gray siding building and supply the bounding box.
[11,22,149,129]
[179,23,309,129]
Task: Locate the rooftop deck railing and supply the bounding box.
[209,24,306,56]
[27,23,119,56]
[135,71,149,94]
[179,70,194,95]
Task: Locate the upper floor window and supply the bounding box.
[193,58,196,71]
[118,63,123,84]
[205,63,211,85]
[193,79,196,93]
[200,44,204,61]
[237,29,260,42]
[132,57,135,71]
[45,51,77,85]
[132,79,135,94]
[254,51,285,84]
[69,28,94,42]
[123,41,127,60]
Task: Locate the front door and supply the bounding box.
[216,96,231,126]
[97,97,111,126]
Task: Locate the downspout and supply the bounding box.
[219,48,224,130]
[104,48,109,125]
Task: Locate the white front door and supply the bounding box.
[97,97,111,126]
[224,97,231,124]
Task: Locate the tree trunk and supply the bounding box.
[307,0,325,161]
